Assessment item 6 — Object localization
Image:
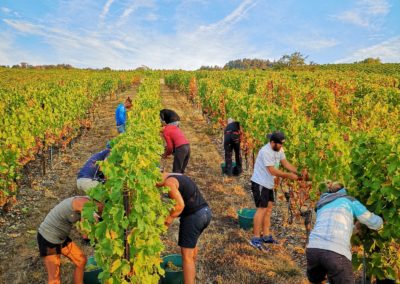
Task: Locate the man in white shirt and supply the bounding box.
[249,131,300,249]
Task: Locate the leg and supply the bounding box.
[224,136,233,175]
[324,250,354,284]
[43,255,61,284]
[253,208,267,237]
[306,248,327,284]
[233,142,242,173]
[61,242,87,284]
[251,182,269,237]
[262,201,274,236]
[181,247,196,284]
[181,145,190,174]
[172,146,186,173]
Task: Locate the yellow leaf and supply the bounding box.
[110,259,121,273]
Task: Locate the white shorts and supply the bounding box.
[76,178,99,193]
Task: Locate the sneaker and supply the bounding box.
[249,237,265,250]
[261,235,278,244]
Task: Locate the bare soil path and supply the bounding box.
[0,87,137,284]
[160,82,308,284]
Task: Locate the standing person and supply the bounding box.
[162,123,190,173]
[115,96,132,133]
[160,109,180,127]
[306,181,383,284]
[223,118,242,176]
[37,196,103,284]
[76,143,111,192]
[249,131,300,249]
[157,172,212,284]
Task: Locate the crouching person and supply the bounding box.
[306,181,383,284]
[37,196,103,284]
[158,172,212,284]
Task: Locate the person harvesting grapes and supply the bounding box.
[160,108,181,126]
[249,131,301,249]
[37,196,103,284]
[306,181,383,284]
[157,172,212,284]
[76,142,111,192]
[115,96,132,133]
[223,118,242,176]
[161,120,190,173]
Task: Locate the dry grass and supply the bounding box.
[0,88,137,284]
[160,84,307,283]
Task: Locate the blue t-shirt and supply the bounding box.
[115,103,126,126]
[77,149,110,179]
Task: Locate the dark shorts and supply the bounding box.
[251,181,274,208]
[37,233,72,257]
[179,206,212,248]
[306,248,354,284]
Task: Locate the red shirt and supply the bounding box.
[163,125,189,155]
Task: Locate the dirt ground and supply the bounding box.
[159,83,309,284]
[0,82,311,284]
[0,88,136,284]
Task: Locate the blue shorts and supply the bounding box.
[179,206,212,248]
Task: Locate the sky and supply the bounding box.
[0,0,399,69]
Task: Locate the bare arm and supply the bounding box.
[280,159,297,174]
[164,178,185,226]
[267,166,298,180]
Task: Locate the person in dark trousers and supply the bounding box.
[37,196,103,284]
[115,96,132,133]
[306,181,383,284]
[76,143,111,193]
[223,118,242,176]
[157,172,212,284]
[162,123,190,173]
[160,109,180,126]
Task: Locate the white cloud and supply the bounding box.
[332,0,390,29]
[3,19,44,34]
[336,37,400,63]
[294,38,339,51]
[335,11,370,27]
[2,1,262,69]
[1,7,11,13]
[100,0,115,20]
[120,0,155,21]
[0,31,45,65]
[199,0,257,33]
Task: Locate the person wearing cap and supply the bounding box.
[161,121,190,174]
[306,181,383,284]
[76,144,111,193]
[157,172,212,284]
[115,96,132,133]
[223,118,242,176]
[37,196,103,284]
[160,109,181,127]
[249,131,300,249]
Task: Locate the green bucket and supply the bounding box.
[160,254,183,284]
[221,162,236,174]
[237,208,256,230]
[84,256,102,284]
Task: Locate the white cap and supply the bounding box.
[227,118,234,124]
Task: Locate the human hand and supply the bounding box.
[288,173,299,180]
[164,216,174,227]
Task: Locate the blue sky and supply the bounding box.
[0,0,399,69]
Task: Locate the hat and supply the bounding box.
[227,118,234,124]
[268,131,285,143]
